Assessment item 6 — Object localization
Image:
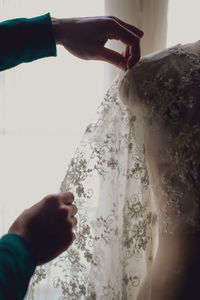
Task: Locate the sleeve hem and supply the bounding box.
[0,12,57,71]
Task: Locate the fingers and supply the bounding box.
[70,216,78,227]
[57,192,78,226]
[68,204,78,217]
[100,44,140,70]
[100,47,127,71]
[104,19,142,69]
[60,192,74,205]
[68,204,78,227]
[60,203,77,217]
[108,21,140,49]
[122,45,131,59]
[128,41,141,69]
[72,232,76,240]
[108,16,144,38]
[60,202,78,226]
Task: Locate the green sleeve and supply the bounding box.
[0,13,57,71]
[0,233,36,300]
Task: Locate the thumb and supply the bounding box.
[100,47,127,70]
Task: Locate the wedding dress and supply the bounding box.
[119,41,200,236]
[26,41,200,300]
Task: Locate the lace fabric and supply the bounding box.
[26,41,200,299]
[26,77,154,300]
[119,41,200,235]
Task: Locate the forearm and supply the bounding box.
[0,13,57,71]
[0,234,36,300]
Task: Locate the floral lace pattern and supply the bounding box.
[119,42,200,235]
[26,77,155,299]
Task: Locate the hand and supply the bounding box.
[8,192,77,265]
[52,16,144,70]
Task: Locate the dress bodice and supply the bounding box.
[119,41,200,235]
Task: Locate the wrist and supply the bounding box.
[51,17,70,46]
[51,17,77,48]
[51,17,62,45]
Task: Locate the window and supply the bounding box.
[0,1,105,235]
[167,0,200,47]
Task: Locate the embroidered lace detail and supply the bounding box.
[26,78,155,299]
[119,43,200,235]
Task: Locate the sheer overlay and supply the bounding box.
[27,41,200,299]
[119,41,200,235]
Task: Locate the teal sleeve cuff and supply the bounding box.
[0,13,57,71]
[0,233,36,299]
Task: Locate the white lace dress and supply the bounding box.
[26,41,200,300]
[119,41,200,236]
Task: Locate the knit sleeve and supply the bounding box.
[0,13,57,71]
[0,233,36,300]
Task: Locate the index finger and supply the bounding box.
[108,16,144,38]
[60,192,74,205]
[108,19,140,45]
[107,22,141,62]
[127,41,141,69]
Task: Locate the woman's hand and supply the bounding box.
[8,192,77,265]
[52,16,144,70]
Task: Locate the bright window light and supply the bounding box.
[167,0,200,47]
[0,1,105,235]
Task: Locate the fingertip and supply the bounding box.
[120,61,128,71]
[119,56,129,71]
[61,191,75,204]
[127,56,140,69]
[67,192,74,201]
[101,47,128,71]
[139,31,144,38]
[73,216,78,227]
[110,16,144,40]
[73,232,76,240]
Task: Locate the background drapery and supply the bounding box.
[1,0,200,299]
